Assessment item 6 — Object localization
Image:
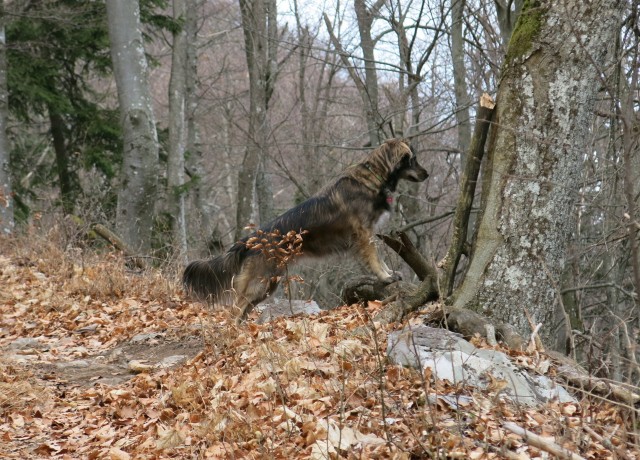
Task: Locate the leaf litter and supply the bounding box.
[0,238,638,459]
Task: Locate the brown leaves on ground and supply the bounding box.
[0,235,638,459]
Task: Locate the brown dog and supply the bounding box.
[183,138,428,321]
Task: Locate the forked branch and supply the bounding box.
[439,93,495,296]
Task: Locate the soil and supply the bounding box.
[4,332,204,387]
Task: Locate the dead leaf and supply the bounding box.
[108,447,131,460]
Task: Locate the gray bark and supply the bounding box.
[354,0,384,146]
[168,0,189,263]
[452,0,622,344]
[451,0,471,165]
[235,0,278,239]
[294,3,338,197]
[106,0,159,253]
[0,4,13,235]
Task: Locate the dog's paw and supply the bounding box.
[381,271,402,284]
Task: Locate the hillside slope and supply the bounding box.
[0,234,637,459]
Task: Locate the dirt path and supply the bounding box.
[4,333,204,387]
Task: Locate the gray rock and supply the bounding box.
[7,337,45,350]
[387,325,576,407]
[158,355,188,368]
[257,299,322,324]
[130,332,165,343]
[56,359,91,369]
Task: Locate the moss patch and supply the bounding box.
[505,0,545,64]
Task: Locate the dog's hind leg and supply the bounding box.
[232,257,282,323]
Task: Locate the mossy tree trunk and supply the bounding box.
[451,0,622,343]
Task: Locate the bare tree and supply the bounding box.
[324,0,387,146]
[451,0,471,164]
[235,0,279,239]
[0,0,12,235]
[292,2,340,197]
[106,0,160,253]
[167,0,189,262]
[451,0,623,342]
[384,0,446,238]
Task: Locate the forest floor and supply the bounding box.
[0,229,638,459]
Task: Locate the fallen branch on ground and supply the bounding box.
[503,422,586,460]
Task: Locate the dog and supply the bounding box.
[183,138,428,322]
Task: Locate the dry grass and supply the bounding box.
[0,361,51,414]
[1,216,181,302]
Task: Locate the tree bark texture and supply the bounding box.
[106,0,159,254]
[235,0,277,239]
[168,0,189,263]
[0,5,13,235]
[354,0,384,146]
[452,0,622,343]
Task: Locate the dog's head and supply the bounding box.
[378,138,429,184]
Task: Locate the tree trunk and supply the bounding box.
[354,0,384,146]
[0,2,13,235]
[451,0,471,166]
[167,0,188,263]
[48,108,75,215]
[452,0,622,344]
[235,0,278,239]
[324,0,386,147]
[106,0,159,254]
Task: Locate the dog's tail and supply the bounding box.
[183,243,248,303]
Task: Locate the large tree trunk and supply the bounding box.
[167,0,189,263]
[452,0,622,344]
[106,0,159,254]
[0,1,13,235]
[235,0,278,239]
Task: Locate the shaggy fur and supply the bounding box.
[183,138,429,322]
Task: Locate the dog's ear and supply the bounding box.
[395,139,414,161]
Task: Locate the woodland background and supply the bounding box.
[0,0,639,394]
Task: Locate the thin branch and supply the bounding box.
[503,422,586,460]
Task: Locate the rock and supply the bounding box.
[257,299,321,324]
[128,360,154,373]
[7,337,46,350]
[387,325,575,407]
[130,332,165,343]
[56,359,91,369]
[158,355,187,369]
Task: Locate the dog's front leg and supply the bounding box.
[355,234,401,283]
